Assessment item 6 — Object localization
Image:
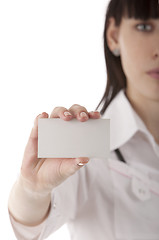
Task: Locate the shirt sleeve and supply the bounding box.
[9,160,97,240]
[9,212,47,240]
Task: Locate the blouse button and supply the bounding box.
[53,203,56,209]
[131,176,151,201]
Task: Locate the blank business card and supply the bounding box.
[38,118,110,159]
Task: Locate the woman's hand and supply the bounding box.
[20,105,101,195]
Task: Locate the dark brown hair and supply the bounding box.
[95,0,159,116]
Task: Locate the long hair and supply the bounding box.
[95,0,159,116]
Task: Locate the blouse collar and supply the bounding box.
[102,88,159,157]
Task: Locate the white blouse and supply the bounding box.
[9,89,159,240]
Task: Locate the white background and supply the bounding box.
[0,0,109,239]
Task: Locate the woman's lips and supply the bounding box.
[147,72,159,80]
[146,68,159,80]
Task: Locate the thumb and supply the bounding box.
[59,157,90,179]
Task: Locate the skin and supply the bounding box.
[20,107,101,195]
[106,17,159,144]
[9,15,159,227]
[8,107,101,226]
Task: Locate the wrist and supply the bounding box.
[19,173,51,198]
[8,175,51,226]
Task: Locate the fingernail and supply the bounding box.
[92,111,100,114]
[37,112,47,118]
[80,112,88,118]
[77,162,84,166]
[64,111,72,117]
[91,111,101,116]
[77,162,88,166]
[77,158,89,166]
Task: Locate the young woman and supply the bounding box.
[8,0,159,239]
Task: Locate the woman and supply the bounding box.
[8,0,159,239]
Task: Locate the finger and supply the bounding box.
[68,104,89,122]
[22,112,48,170]
[59,157,90,178]
[88,111,101,119]
[50,107,74,121]
[31,112,49,139]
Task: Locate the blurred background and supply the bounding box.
[0,0,109,239]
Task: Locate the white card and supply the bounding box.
[38,118,110,158]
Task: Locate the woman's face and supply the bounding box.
[110,17,159,101]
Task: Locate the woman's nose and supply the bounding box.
[152,39,159,59]
[153,50,159,59]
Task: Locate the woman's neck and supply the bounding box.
[125,88,159,145]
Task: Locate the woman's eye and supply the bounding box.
[136,23,152,32]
